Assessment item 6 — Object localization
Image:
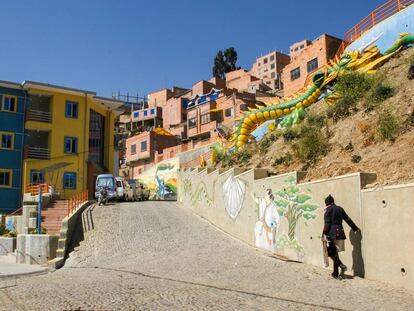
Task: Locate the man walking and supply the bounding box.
[323,195,359,279]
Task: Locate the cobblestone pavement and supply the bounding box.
[0,202,413,310]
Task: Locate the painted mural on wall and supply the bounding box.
[254,176,320,253]
[182,177,215,207]
[252,189,280,252]
[222,174,246,219]
[139,158,178,200]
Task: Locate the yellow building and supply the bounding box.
[22,81,123,199]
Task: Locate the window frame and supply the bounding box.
[2,95,17,113]
[64,136,78,154]
[30,170,45,184]
[0,169,12,188]
[62,172,77,190]
[307,58,319,73]
[143,110,148,117]
[0,132,14,150]
[131,144,136,155]
[141,141,147,152]
[290,67,301,81]
[200,113,210,125]
[65,101,79,118]
[188,117,197,129]
[224,108,233,118]
[150,108,155,115]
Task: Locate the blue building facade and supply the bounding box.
[0,81,28,214]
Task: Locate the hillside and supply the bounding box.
[220,47,414,186]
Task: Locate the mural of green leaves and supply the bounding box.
[274,176,320,251]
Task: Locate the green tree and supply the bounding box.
[212,47,239,79]
[274,176,320,241]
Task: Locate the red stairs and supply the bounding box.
[41,200,68,235]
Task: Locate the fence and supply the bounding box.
[25,183,50,196]
[67,191,88,216]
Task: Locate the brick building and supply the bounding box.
[281,34,342,96]
[125,130,179,178]
[251,51,290,90]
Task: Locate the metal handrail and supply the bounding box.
[67,191,89,216]
[336,0,413,58]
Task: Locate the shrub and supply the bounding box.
[408,59,414,80]
[0,223,7,236]
[258,136,272,154]
[282,128,299,142]
[364,83,394,112]
[376,109,400,142]
[306,113,326,128]
[273,153,293,166]
[292,126,329,162]
[327,72,374,121]
[351,154,362,163]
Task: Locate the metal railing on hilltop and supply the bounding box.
[67,191,88,216]
[303,0,414,89]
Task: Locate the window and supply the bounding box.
[65,101,79,118]
[0,132,14,150]
[300,44,305,49]
[290,67,301,81]
[150,108,155,115]
[2,95,17,112]
[143,110,148,116]
[225,108,233,117]
[63,172,76,189]
[64,137,78,154]
[270,63,275,69]
[270,55,274,61]
[271,72,276,79]
[263,58,268,64]
[131,144,136,155]
[30,170,45,184]
[200,113,210,125]
[240,104,248,111]
[188,118,197,129]
[0,170,12,187]
[294,47,299,51]
[133,111,139,118]
[141,141,147,152]
[307,58,319,73]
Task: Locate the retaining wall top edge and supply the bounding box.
[235,168,255,178]
[361,182,414,193]
[298,172,365,186]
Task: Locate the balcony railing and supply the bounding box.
[25,146,50,160]
[27,109,52,123]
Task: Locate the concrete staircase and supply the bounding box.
[41,200,68,235]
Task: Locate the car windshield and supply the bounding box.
[97,177,114,187]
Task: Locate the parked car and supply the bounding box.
[95,174,117,201]
[115,177,135,201]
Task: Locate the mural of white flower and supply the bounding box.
[222,175,246,219]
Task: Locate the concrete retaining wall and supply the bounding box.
[362,183,414,291]
[16,234,58,265]
[49,201,91,269]
[0,237,16,255]
[178,168,413,291]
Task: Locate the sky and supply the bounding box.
[0,0,381,98]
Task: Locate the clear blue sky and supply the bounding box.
[1,0,380,98]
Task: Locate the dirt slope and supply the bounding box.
[230,47,414,186]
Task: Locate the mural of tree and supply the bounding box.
[274,176,320,251]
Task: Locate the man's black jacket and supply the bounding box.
[323,204,358,241]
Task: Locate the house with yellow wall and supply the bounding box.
[22,81,123,199]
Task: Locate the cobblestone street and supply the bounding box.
[0,202,413,310]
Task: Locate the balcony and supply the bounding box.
[24,146,50,160]
[25,130,50,160]
[26,109,52,123]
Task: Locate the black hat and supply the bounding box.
[325,194,334,206]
